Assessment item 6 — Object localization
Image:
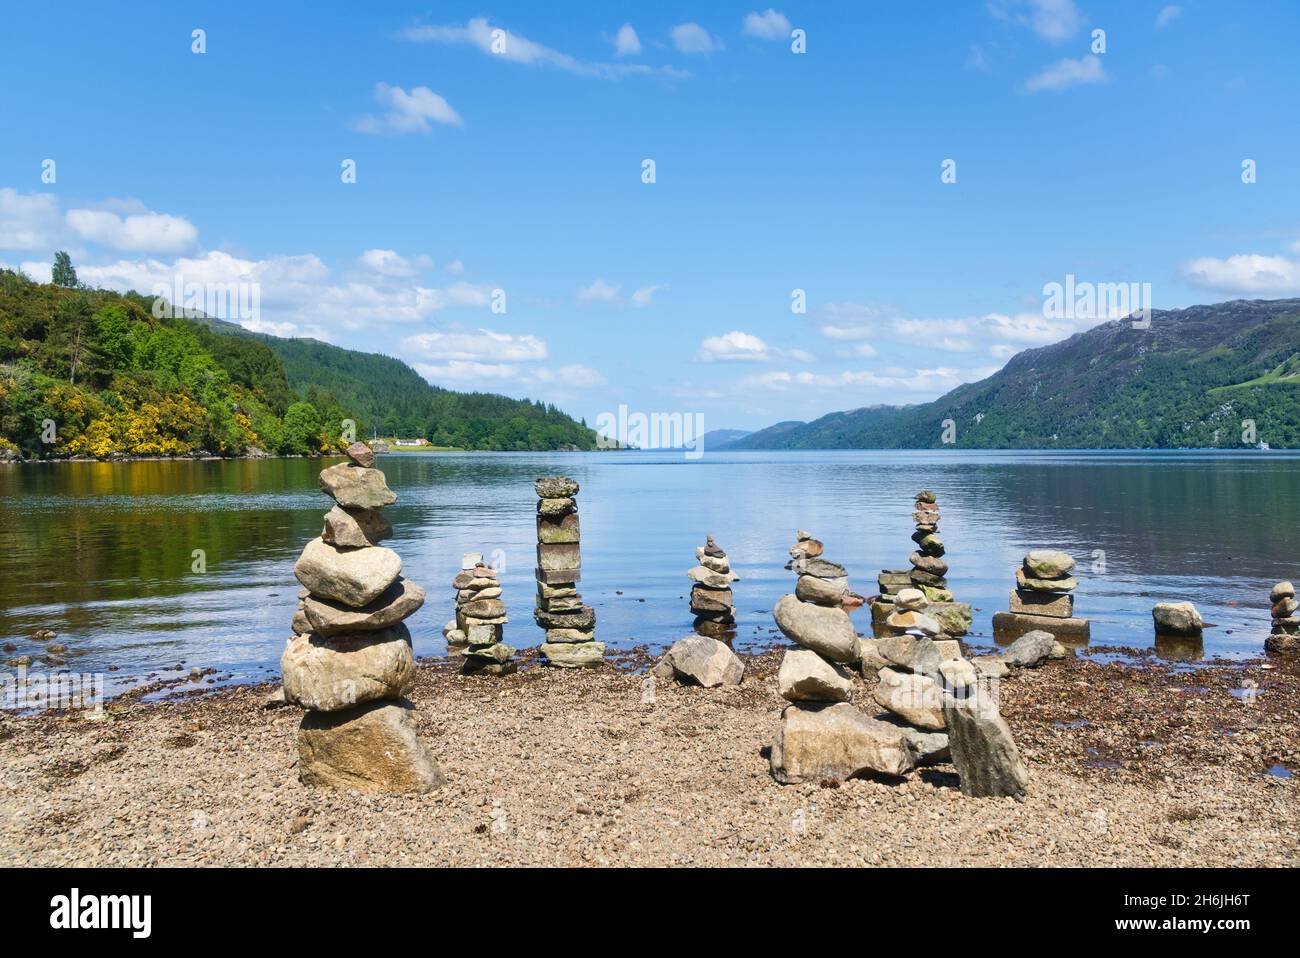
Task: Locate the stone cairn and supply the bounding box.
[688,535,739,636]
[446,552,516,676]
[534,476,602,668]
[769,530,1029,797]
[992,549,1090,642]
[1267,581,1299,654]
[283,442,443,794]
[872,491,971,637]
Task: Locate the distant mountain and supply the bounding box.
[726,299,1300,450]
[701,428,752,449]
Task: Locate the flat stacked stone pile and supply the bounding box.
[871,491,971,637]
[534,476,602,668]
[448,552,516,676]
[688,535,738,636]
[1266,581,1299,654]
[770,531,914,783]
[992,549,1090,642]
[282,442,443,794]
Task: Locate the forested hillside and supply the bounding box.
[0,265,599,459]
[724,300,1300,450]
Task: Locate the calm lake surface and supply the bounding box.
[1,450,1296,695]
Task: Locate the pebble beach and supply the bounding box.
[2,644,1295,868]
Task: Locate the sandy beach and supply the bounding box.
[1,644,1295,868]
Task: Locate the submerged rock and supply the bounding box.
[1152,601,1204,636]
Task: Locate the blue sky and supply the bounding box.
[3,1,1299,432]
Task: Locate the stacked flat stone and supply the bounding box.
[872,491,971,637]
[534,476,603,668]
[450,552,516,676]
[1266,581,1299,654]
[992,549,1090,642]
[688,535,738,634]
[282,442,443,794]
[770,532,914,783]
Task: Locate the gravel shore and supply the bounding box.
[1,644,1295,867]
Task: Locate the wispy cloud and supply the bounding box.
[353,83,462,134]
[671,23,722,55]
[1022,55,1107,93]
[989,0,1083,43]
[613,23,641,56]
[1155,5,1182,29]
[402,18,686,79]
[742,9,791,40]
[576,278,620,303]
[698,330,811,363]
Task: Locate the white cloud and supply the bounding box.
[990,343,1019,359]
[1179,252,1300,296]
[854,343,878,358]
[65,208,198,254]
[402,18,685,79]
[354,83,462,134]
[614,23,641,56]
[359,249,433,278]
[1023,55,1107,92]
[577,278,621,303]
[444,259,465,275]
[989,0,1082,43]
[1155,5,1182,29]
[741,367,973,394]
[743,9,791,40]
[698,330,775,362]
[414,360,605,388]
[0,189,61,250]
[671,23,721,54]
[630,283,666,306]
[401,329,547,362]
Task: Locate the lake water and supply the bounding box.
[1,450,1295,695]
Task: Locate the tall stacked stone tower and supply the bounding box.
[534,476,602,667]
[283,442,443,794]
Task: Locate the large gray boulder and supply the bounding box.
[297,699,444,794]
[770,702,913,783]
[1152,601,1204,636]
[318,463,397,509]
[773,594,859,664]
[1002,630,1056,668]
[654,635,744,687]
[1023,550,1075,579]
[872,667,945,730]
[778,649,853,702]
[321,505,392,548]
[303,577,424,635]
[294,537,402,608]
[540,642,605,668]
[281,625,415,711]
[875,634,941,674]
[943,691,1030,799]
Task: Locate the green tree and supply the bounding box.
[52,251,78,289]
[280,401,322,454]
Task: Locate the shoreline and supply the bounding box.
[2,641,1294,867]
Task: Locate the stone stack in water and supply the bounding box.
[992,549,1090,642]
[283,442,443,794]
[770,532,915,783]
[688,535,738,635]
[534,476,602,668]
[449,552,516,676]
[1266,581,1300,654]
[872,492,971,637]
